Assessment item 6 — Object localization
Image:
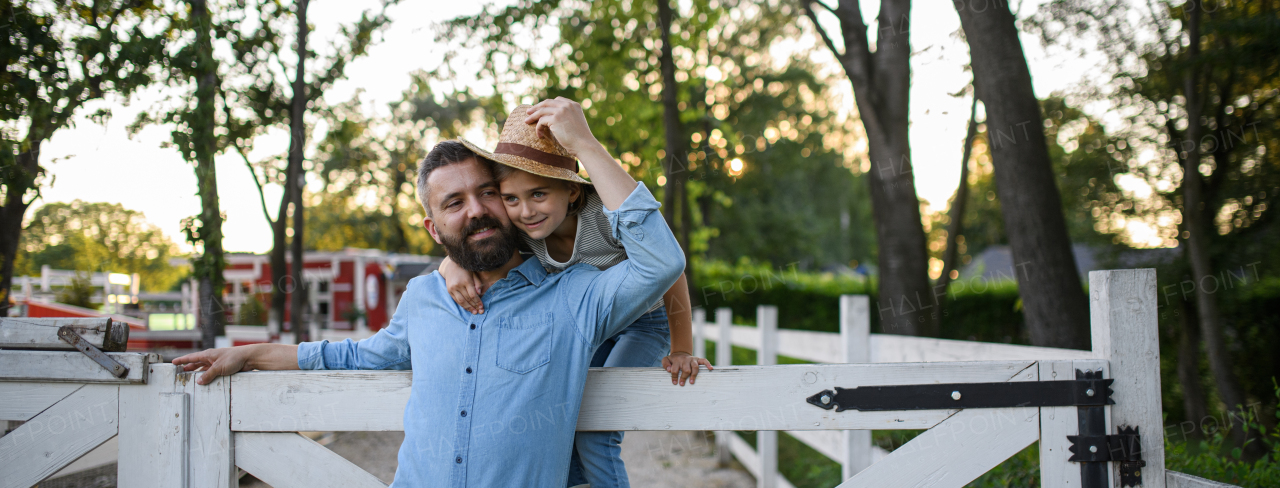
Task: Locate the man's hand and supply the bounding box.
[172,343,299,385]
[662,352,713,386]
[523,97,598,157]
[440,256,484,314]
[173,347,253,385]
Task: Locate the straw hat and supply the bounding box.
[460,105,591,185]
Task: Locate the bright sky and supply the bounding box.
[36,0,1117,255]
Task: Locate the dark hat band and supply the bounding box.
[494,142,577,171]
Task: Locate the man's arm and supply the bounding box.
[173,343,298,385]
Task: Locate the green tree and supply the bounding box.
[17,201,185,292]
[309,73,490,255]
[1034,0,1280,441]
[0,0,166,316]
[801,0,935,335]
[442,0,875,295]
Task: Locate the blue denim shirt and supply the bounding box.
[296,182,683,488]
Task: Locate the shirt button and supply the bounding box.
[461,410,467,417]
[455,457,462,464]
[465,367,472,373]
[470,324,476,330]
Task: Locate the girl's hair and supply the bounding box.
[492,164,592,217]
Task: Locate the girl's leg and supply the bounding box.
[571,308,670,488]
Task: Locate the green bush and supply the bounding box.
[1164,380,1280,487]
[236,296,267,325]
[694,259,1027,344]
[56,273,100,310]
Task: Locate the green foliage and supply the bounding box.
[442,0,875,270]
[1165,380,1280,487]
[694,258,1028,342]
[17,200,185,292]
[56,273,99,310]
[236,296,267,326]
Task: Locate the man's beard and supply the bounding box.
[440,215,520,272]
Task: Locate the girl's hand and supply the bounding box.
[662,352,713,386]
[440,256,484,314]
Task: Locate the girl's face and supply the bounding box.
[498,170,581,240]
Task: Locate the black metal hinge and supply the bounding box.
[805,378,1114,411]
[1070,426,1146,487]
[58,326,130,378]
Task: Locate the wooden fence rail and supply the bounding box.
[0,269,1241,488]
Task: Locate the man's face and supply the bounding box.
[423,158,521,272]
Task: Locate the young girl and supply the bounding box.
[439,102,710,488]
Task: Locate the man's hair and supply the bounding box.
[490,163,591,217]
[417,141,496,216]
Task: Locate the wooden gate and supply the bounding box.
[0,270,1241,488]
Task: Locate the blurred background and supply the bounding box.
[2,0,1278,485]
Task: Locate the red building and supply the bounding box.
[222,249,437,340]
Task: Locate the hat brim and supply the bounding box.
[460,139,592,186]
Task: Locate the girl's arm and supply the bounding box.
[661,273,713,386]
[438,256,485,314]
[523,98,635,210]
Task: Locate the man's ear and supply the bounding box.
[424,216,443,245]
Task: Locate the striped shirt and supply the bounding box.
[523,191,665,313]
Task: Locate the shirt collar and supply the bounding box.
[505,253,548,286]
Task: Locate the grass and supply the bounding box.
[146,313,196,330]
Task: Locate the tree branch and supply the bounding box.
[235,144,277,226]
[802,1,844,62]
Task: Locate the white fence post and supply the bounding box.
[839,295,872,479]
[118,363,190,487]
[1090,269,1165,488]
[715,307,733,468]
[693,307,706,359]
[757,305,778,488]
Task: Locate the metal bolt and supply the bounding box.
[820,395,831,405]
[1089,445,1098,453]
[951,391,962,401]
[1087,388,1095,397]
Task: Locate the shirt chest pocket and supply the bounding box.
[495,312,554,374]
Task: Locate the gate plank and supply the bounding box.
[184,372,235,488]
[0,384,119,488]
[0,382,81,421]
[0,350,157,384]
[229,361,1036,432]
[837,406,1040,488]
[235,432,387,488]
[118,363,190,487]
[0,317,125,351]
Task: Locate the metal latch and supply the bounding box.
[805,378,1114,411]
[1070,426,1146,487]
[58,326,130,378]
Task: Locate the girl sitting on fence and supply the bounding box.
[437,99,711,488]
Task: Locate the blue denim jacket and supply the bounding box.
[296,182,683,487]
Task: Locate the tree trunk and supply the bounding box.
[191,0,226,350]
[1177,297,1208,436]
[657,0,696,306]
[953,0,1090,349]
[804,0,933,336]
[289,0,311,344]
[0,141,41,318]
[935,96,979,327]
[1180,0,1247,429]
[268,194,289,337]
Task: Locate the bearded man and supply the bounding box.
[172,98,684,487]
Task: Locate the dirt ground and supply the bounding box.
[239,430,754,488]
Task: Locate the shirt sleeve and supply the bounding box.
[296,281,415,371]
[561,182,685,347]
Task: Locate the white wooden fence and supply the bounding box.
[0,269,1241,488]
[691,294,1096,487]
